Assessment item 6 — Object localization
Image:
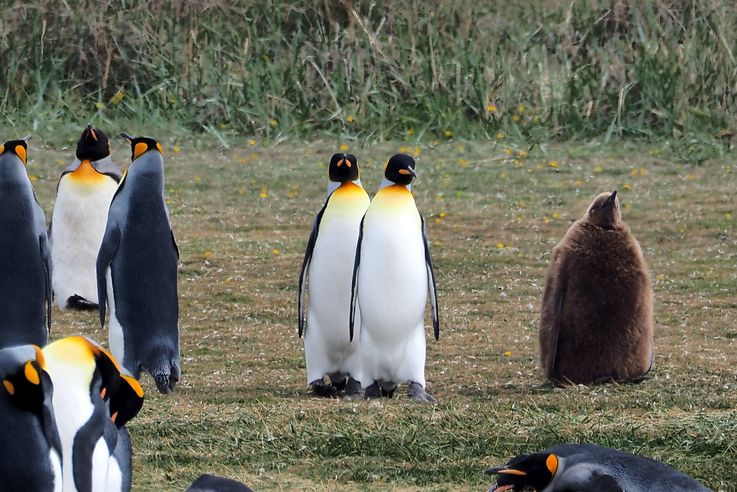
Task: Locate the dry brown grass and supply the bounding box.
[26,137,737,491]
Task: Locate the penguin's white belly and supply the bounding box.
[358,214,428,339]
[304,213,363,382]
[90,437,111,492]
[107,268,125,367]
[106,456,124,492]
[51,177,118,308]
[49,449,62,492]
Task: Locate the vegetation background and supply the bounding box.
[1,0,736,491]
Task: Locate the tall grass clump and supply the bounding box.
[0,0,736,142]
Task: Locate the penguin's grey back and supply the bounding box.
[0,153,48,347]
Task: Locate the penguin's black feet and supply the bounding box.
[66,294,98,311]
[408,382,436,403]
[328,373,348,392]
[364,382,382,399]
[310,379,338,397]
[380,383,397,398]
[342,377,363,400]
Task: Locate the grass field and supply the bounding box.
[23,136,736,491]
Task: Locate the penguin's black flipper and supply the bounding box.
[298,199,328,338]
[348,215,366,342]
[96,223,121,328]
[39,234,52,333]
[420,215,439,341]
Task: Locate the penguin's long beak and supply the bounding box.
[485,467,527,476]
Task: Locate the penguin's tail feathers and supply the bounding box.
[148,356,181,395]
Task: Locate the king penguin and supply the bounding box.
[0,344,62,492]
[50,125,122,310]
[43,336,145,492]
[0,136,51,348]
[349,154,439,402]
[539,191,654,386]
[97,133,180,394]
[486,443,712,491]
[298,153,370,397]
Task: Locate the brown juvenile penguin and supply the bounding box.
[539,191,654,385]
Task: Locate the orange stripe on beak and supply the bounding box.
[398,168,412,175]
[90,129,98,141]
[497,469,527,476]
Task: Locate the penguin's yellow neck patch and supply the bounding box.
[43,336,96,371]
[372,184,416,213]
[68,159,106,184]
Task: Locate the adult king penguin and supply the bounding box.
[50,125,122,310]
[97,133,180,394]
[349,154,439,402]
[539,191,654,386]
[486,443,712,491]
[298,153,370,397]
[43,336,144,492]
[0,136,51,348]
[0,344,62,491]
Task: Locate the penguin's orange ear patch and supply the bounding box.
[15,145,27,164]
[0,145,4,155]
[156,142,163,154]
[133,142,148,159]
[24,361,40,385]
[546,454,558,475]
[2,379,14,395]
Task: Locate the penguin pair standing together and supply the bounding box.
[486,443,711,491]
[0,336,145,492]
[299,153,439,402]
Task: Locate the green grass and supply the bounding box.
[2,1,737,144]
[25,137,737,491]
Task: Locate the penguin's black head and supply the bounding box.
[384,153,417,185]
[76,125,110,161]
[0,345,50,414]
[120,132,163,161]
[328,153,359,183]
[0,136,30,165]
[586,190,621,229]
[485,452,559,491]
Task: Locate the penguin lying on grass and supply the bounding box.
[0,344,62,491]
[0,137,51,348]
[43,336,144,492]
[97,133,181,394]
[298,153,370,398]
[350,154,439,402]
[486,443,711,491]
[50,125,122,310]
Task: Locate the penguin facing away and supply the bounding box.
[50,125,122,310]
[0,344,62,492]
[42,336,145,492]
[97,133,180,394]
[539,191,654,386]
[298,153,370,397]
[349,154,439,402]
[0,137,51,348]
[485,443,712,491]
